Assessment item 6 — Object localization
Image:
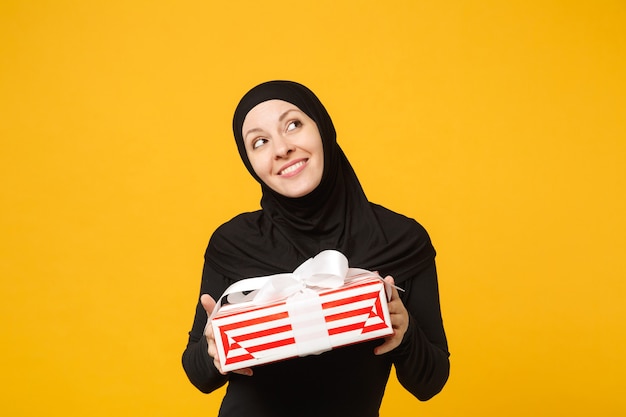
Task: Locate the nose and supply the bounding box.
[273,135,295,158]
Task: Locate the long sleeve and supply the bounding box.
[389,259,450,400]
[181,213,450,414]
[181,261,232,393]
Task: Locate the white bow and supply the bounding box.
[211,250,350,318]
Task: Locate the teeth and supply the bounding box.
[281,161,305,175]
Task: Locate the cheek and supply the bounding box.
[316,142,325,172]
[248,155,269,178]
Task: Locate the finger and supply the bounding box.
[387,299,402,315]
[204,322,214,338]
[374,339,389,355]
[374,335,398,355]
[213,358,228,375]
[375,340,390,355]
[212,354,253,376]
[389,310,408,330]
[233,367,254,377]
[206,340,227,376]
[200,294,217,315]
[383,275,400,302]
[206,328,218,360]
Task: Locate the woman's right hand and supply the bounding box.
[200,294,253,377]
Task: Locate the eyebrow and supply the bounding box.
[243,108,301,142]
[243,127,263,141]
[278,108,299,122]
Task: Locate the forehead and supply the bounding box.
[242,99,304,130]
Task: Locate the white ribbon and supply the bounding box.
[209,250,375,357]
[210,250,351,317]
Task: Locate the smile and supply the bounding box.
[279,160,307,176]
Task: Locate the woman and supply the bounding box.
[182,81,450,417]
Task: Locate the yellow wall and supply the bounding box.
[1,1,625,415]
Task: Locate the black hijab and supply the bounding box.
[205,80,434,283]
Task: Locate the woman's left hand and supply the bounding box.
[374,275,409,355]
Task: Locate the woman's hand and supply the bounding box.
[374,276,409,355]
[200,294,253,376]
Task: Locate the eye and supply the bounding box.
[286,120,302,132]
[252,137,268,149]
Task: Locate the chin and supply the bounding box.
[272,178,321,198]
[281,187,315,198]
[284,191,311,198]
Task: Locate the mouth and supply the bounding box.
[279,159,307,176]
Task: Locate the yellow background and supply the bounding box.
[1,1,625,415]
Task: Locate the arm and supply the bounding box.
[181,261,231,393]
[388,260,450,401]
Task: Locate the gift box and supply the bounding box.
[210,250,393,372]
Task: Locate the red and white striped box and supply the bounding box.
[211,274,393,372]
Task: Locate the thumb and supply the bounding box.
[200,294,217,316]
[383,275,399,302]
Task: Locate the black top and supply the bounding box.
[181,81,450,416]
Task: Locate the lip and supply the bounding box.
[278,158,308,177]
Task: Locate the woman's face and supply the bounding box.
[242,99,324,198]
